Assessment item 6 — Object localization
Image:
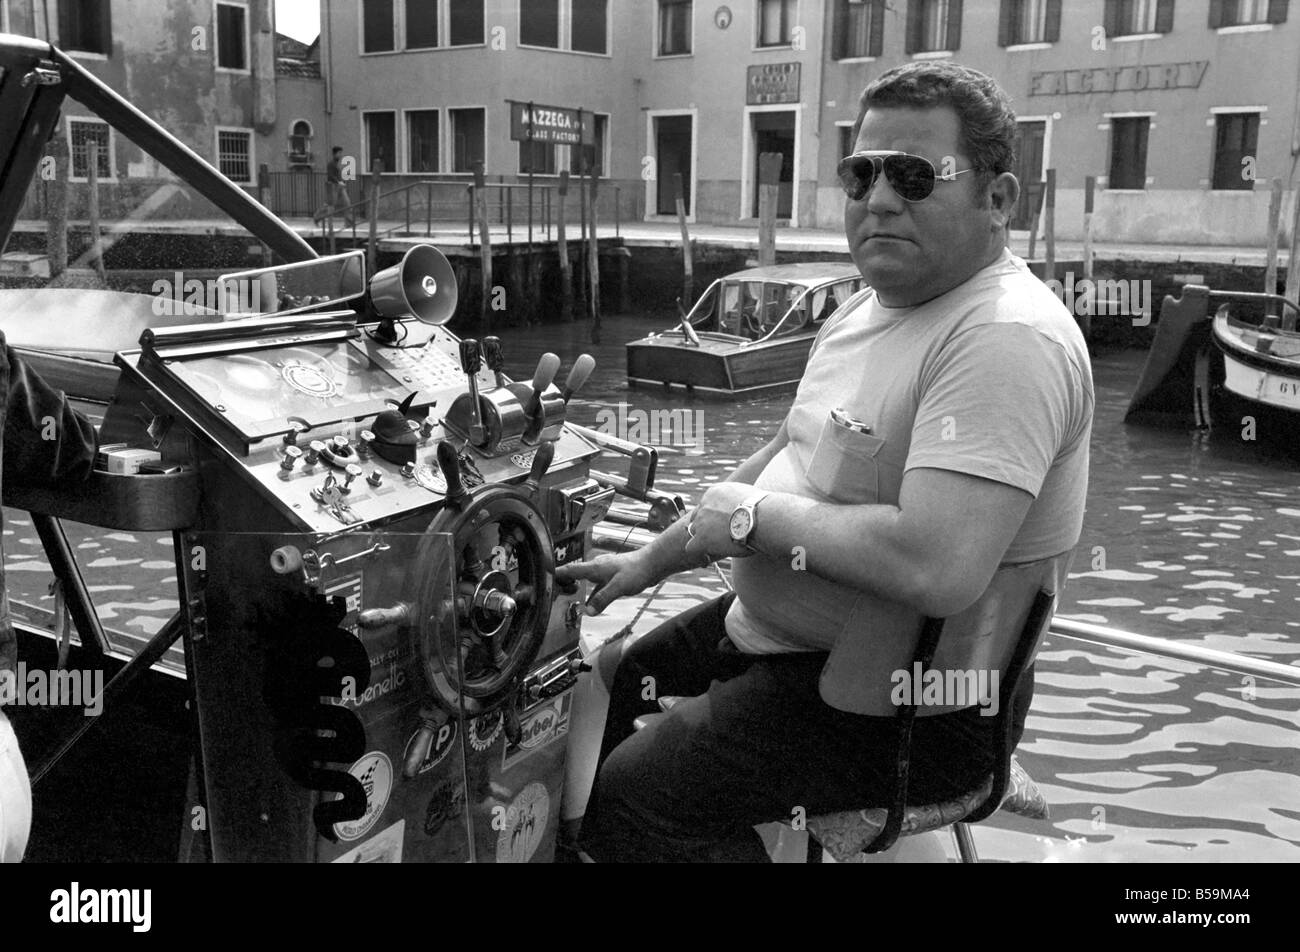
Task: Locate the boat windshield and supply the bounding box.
[719,280,802,339]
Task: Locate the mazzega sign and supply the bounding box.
[1030,60,1208,95]
[509,101,594,145]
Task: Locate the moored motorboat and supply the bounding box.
[626,263,864,396]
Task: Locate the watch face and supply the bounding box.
[729,509,752,541]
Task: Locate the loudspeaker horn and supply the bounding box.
[368,244,459,326]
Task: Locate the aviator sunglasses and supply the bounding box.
[837,150,977,203]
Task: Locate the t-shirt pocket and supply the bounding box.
[805,410,886,504]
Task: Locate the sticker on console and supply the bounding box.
[331,819,405,863]
[468,709,504,751]
[403,719,459,775]
[495,782,550,864]
[502,694,571,772]
[333,751,393,842]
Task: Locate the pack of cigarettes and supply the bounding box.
[101,447,163,475]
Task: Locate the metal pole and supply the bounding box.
[1050,618,1300,686]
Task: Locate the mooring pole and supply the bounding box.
[1044,168,1057,285]
[558,170,573,321]
[1264,177,1284,326]
[675,172,693,305]
[47,136,69,279]
[757,152,781,268]
[474,161,493,331]
[87,142,105,281]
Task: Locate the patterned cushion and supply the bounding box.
[804,756,1048,864]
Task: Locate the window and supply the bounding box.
[571,0,608,52]
[450,107,486,172]
[521,0,561,47]
[1211,112,1260,190]
[906,0,962,53]
[407,110,439,172]
[659,0,692,55]
[521,0,607,52]
[216,128,252,184]
[832,0,885,59]
[998,0,1061,45]
[1105,0,1174,35]
[757,0,795,46]
[838,124,855,160]
[406,1,438,48]
[216,2,249,69]
[1210,0,1289,26]
[362,0,396,52]
[59,0,111,54]
[449,0,485,45]
[364,111,397,173]
[289,120,314,166]
[1107,117,1150,189]
[69,119,112,180]
[569,114,608,177]
[519,140,557,175]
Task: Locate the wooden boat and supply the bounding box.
[1212,305,1300,416]
[626,263,865,396]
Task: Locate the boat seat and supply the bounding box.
[631,588,1057,863]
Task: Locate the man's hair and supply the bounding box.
[332,146,343,154]
[850,62,1018,185]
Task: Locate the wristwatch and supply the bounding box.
[729,490,770,551]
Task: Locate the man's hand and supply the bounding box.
[555,551,658,616]
[683,481,757,563]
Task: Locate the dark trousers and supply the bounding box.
[580,593,1033,863]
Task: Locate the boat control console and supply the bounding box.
[88,247,622,862]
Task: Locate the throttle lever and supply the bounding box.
[459,339,485,444]
[524,353,561,420]
[482,337,506,389]
[436,440,471,510]
[561,354,595,404]
[523,441,555,500]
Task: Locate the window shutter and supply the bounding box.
[997,0,1014,46]
[1102,0,1119,36]
[905,0,922,53]
[99,3,113,54]
[832,0,848,58]
[946,0,963,50]
[1267,0,1289,24]
[1044,0,1062,41]
[1154,0,1175,32]
[869,0,885,55]
[1208,0,1225,28]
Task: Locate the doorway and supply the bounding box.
[654,115,694,216]
[1011,120,1046,230]
[751,111,795,219]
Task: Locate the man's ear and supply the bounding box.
[987,172,1020,231]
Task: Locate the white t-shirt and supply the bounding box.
[726,248,1094,654]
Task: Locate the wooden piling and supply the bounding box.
[46,137,69,279]
[587,150,601,345]
[1286,182,1300,331]
[758,152,782,268]
[557,170,573,321]
[1264,177,1283,326]
[367,159,382,279]
[87,143,105,281]
[1043,168,1057,284]
[474,161,493,331]
[674,172,693,305]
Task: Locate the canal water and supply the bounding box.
[5,310,1299,860]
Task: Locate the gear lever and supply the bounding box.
[482,337,507,389]
[458,338,486,445]
[561,354,595,404]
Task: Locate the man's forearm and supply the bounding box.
[752,493,932,612]
[634,428,786,581]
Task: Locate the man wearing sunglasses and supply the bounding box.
[561,62,1092,862]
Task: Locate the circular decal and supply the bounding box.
[510,450,537,470]
[495,782,550,863]
[333,751,393,842]
[414,461,447,494]
[468,709,504,751]
[404,720,458,776]
[423,781,466,837]
[282,360,339,399]
[714,5,732,29]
